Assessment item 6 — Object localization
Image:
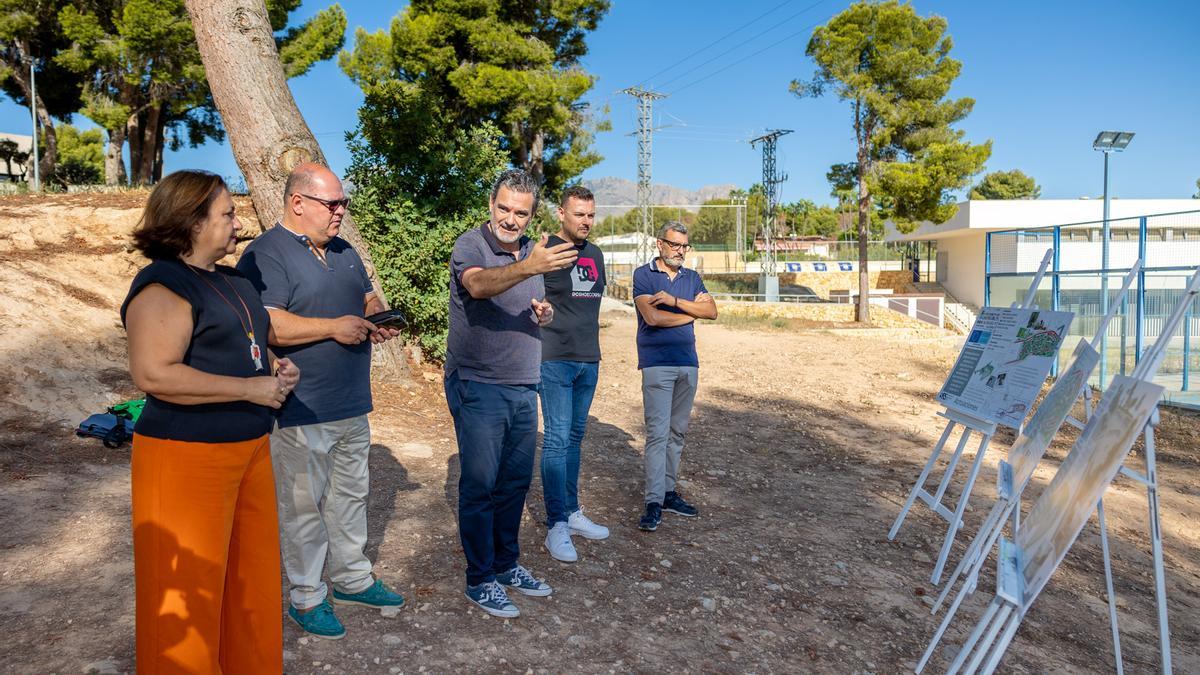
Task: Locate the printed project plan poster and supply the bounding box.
[937,307,1074,428]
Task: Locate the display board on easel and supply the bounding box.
[889,249,1072,585]
[937,307,1074,429]
[921,264,1199,675]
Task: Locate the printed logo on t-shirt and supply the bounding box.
[572,257,602,298]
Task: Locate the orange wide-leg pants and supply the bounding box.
[132,433,282,674]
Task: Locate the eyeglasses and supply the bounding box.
[658,238,692,252]
[299,193,351,213]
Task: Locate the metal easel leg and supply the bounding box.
[1143,423,1173,674]
[1098,498,1125,675]
[962,603,1014,675]
[933,427,973,507]
[890,420,958,540]
[946,598,1002,675]
[979,611,1023,675]
[933,434,993,585]
[934,501,1007,613]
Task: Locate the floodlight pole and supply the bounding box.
[29,56,40,193]
[1100,149,1111,387]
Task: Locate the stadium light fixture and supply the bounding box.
[1093,130,1135,152]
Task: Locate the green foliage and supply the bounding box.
[597,206,698,241]
[793,0,991,235]
[779,199,840,238]
[1193,177,1199,199]
[340,0,609,195]
[275,3,347,78]
[0,0,83,121]
[48,123,104,185]
[346,121,509,359]
[54,0,344,184]
[970,169,1041,200]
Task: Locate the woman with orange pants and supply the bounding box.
[121,170,300,673]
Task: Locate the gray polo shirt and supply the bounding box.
[446,223,544,385]
[237,224,374,427]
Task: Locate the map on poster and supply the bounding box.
[937,307,1074,428]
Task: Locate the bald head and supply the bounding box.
[282,162,347,247]
[284,162,338,203]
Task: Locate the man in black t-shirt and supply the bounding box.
[539,185,611,563]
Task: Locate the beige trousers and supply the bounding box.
[271,414,374,610]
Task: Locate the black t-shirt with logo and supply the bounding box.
[541,235,606,363]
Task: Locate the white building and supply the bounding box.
[884,199,1200,309]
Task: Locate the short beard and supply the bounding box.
[492,222,521,244]
[661,254,684,269]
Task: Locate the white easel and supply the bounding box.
[927,266,1198,675]
[890,249,1055,585]
[917,261,1140,672]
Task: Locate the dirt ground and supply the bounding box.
[2,194,1199,674]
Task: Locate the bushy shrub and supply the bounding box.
[347,122,508,359]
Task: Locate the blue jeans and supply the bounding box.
[539,360,600,526]
[445,370,538,587]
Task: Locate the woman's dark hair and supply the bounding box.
[131,170,228,260]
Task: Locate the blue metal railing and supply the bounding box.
[984,210,1200,408]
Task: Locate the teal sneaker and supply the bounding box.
[287,599,345,640]
[332,578,406,609]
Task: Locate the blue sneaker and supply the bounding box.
[465,581,520,618]
[496,564,552,597]
[288,599,345,640]
[663,491,699,517]
[332,578,406,609]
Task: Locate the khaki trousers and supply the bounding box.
[271,415,374,610]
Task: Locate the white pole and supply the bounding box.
[29,57,40,193]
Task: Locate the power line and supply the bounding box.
[654,0,830,91]
[636,0,795,88]
[669,19,823,96]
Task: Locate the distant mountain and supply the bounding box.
[581,177,739,216]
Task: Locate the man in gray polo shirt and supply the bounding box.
[445,169,578,618]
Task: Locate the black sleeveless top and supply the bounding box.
[120,259,274,443]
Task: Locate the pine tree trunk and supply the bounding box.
[131,104,161,185]
[126,115,143,185]
[104,126,127,186]
[855,144,872,325]
[184,0,406,378]
[152,109,166,183]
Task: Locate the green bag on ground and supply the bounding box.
[109,398,145,423]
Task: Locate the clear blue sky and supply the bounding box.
[3,0,1197,205]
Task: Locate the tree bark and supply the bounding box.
[854,102,872,325]
[151,106,165,181]
[185,0,406,378]
[131,104,161,185]
[104,126,127,186]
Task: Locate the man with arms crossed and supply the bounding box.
[633,222,718,532]
[540,185,610,562]
[446,169,578,617]
[238,163,405,640]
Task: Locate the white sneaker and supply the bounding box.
[544,522,578,562]
[567,507,610,540]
